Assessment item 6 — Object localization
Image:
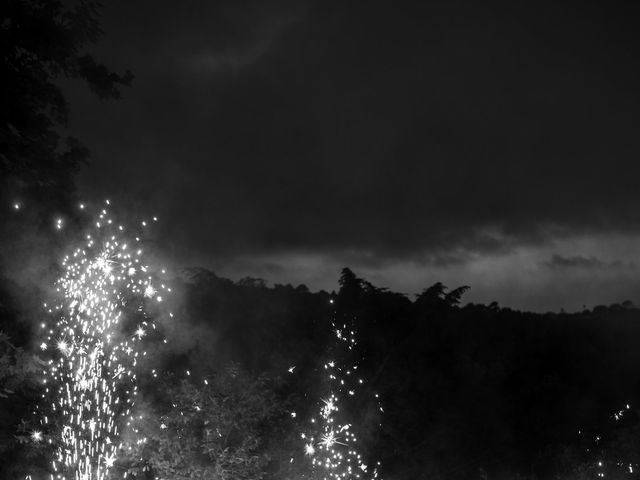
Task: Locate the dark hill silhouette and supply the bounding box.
[142,266,640,480]
[3,265,640,478]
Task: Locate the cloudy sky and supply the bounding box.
[64,0,640,311]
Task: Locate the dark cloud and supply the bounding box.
[60,0,640,309]
[546,254,605,269]
[545,254,625,270]
[544,254,636,270]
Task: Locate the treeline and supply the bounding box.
[3,266,640,478]
[77,266,638,480]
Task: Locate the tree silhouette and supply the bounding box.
[1,0,132,212]
[0,3,132,475]
[414,282,470,311]
[445,285,471,307]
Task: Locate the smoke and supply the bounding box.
[0,201,72,346]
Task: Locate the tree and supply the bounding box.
[0,331,47,477]
[120,366,287,480]
[0,331,43,444]
[0,4,132,467]
[414,282,470,310]
[1,0,132,212]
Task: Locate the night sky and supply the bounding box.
[63,0,640,312]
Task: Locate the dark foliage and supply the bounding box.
[119,367,288,480]
[4,259,640,479]
[0,1,132,476]
[0,0,132,214]
[160,268,640,480]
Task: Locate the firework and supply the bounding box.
[37,201,169,480]
[572,403,640,479]
[301,315,382,480]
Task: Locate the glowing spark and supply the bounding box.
[37,203,170,480]
[144,284,156,298]
[320,429,339,448]
[302,321,383,480]
[305,443,315,456]
[56,340,69,354]
[94,256,113,277]
[31,430,43,442]
[321,396,336,415]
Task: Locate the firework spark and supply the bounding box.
[302,316,382,480]
[38,201,170,480]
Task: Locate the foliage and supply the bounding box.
[1,0,132,212]
[0,332,43,399]
[5,260,640,479]
[120,366,287,480]
[0,331,48,477]
[551,408,640,480]
[171,268,640,480]
[0,2,132,468]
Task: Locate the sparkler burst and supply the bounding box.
[37,201,170,480]
[302,316,382,480]
[571,403,640,479]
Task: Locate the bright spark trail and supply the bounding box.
[300,315,383,480]
[581,403,639,478]
[37,201,170,480]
